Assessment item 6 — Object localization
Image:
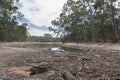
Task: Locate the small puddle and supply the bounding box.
[18,44,60,49]
[11,44,81,53]
[23,44,66,52]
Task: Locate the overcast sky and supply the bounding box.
[17,0,67,36]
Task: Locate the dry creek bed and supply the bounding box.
[0,42,120,80]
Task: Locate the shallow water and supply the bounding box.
[21,44,61,49]
[20,44,81,52]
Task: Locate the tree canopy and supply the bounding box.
[51,0,120,42]
[0,0,27,41]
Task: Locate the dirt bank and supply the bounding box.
[62,43,120,50]
[0,42,120,80]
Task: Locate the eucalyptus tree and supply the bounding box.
[0,0,27,41]
[52,0,86,42]
[51,0,120,42]
[94,0,120,42]
[109,0,120,42]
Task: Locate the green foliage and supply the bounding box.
[51,0,120,42]
[0,0,27,42]
[25,33,60,42]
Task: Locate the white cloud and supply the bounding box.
[17,0,67,36]
[18,0,67,27]
[28,28,54,36]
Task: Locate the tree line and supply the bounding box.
[51,0,120,42]
[0,0,27,42]
[26,33,60,42]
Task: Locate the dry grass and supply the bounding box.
[0,42,119,80]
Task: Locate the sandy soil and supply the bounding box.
[0,42,120,80]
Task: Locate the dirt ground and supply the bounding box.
[0,42,120,80]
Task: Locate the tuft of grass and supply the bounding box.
[0,57,10,67]
[0,55,18,68]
